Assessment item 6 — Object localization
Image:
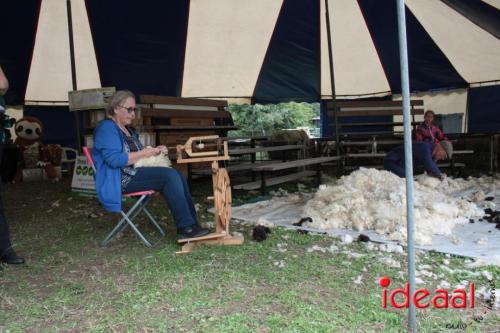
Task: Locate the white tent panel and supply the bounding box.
[71,0,101,92]
[407,0,500,84]
[25,0,100,105]
[393,88,468,133]
[25,0,71,104]
[481,0,500,10]
[320,0,391,99]
[181,0,283,103]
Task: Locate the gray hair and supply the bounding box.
[106,90,135,116]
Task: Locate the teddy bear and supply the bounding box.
[14,116,62,182]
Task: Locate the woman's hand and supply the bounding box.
[142,147,161,158]
[127,147,160,165]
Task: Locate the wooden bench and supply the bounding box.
[139,95,237,145]
[192,160,279,176]
[345,150,472,174]
[233,156,342,194]
[229,144,304,165]
[229,144,304,156]
[191,144,306,180]
[324,99,424,171]
[327,100,425,137]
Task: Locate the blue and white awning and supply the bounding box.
[2,0,499,106]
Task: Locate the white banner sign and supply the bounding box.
[71,156,96,196]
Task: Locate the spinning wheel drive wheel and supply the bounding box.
[214,168,232,232]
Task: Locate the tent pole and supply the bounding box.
[66,0,81,152]
[324,0,340,156]
[464,87,470,134]
[396,1,417,332]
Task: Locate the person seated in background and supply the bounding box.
[416,110,451,148]
[383,141,451,180]
[92,90,209,239]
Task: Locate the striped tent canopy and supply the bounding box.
[2,0,499,132]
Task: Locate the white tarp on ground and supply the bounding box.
[228,178,500,265]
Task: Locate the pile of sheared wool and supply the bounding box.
[134,153,171,168]
[416,173,499,202]
[301,168,485,245]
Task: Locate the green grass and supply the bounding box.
[0,177,498,332]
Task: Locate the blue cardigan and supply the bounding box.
[92,120,132,212]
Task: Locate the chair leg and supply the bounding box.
[133,196,165,236]
[101,195,153,247]
[101,218,128,247]
[143,207,165,236]
[121,211,153,247]
[101,194,166,247]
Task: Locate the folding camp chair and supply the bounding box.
[82,147,165,247]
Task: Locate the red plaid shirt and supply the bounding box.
[415,123,447,145]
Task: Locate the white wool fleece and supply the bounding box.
[134,153,171,168]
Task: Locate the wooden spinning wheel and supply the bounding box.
[214,167,231,233]
[176,136,244,253]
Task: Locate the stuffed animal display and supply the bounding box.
[14,116,62,182]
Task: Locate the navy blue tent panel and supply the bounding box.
[358,0,467,94]
[24,106,83,148]
[252,0,320,104]
[468,85,500,133]
[0,1,40,105]
[442,0,500,40]
[85,0,189,97]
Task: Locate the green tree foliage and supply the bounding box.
[228,102,319,138]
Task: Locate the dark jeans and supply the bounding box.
[384,157,405,178]
[123,167,197,229]
[0,143,12,252]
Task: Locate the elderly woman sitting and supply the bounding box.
[92,90,209,239]
[416,110,447,144]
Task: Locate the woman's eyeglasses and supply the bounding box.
[117,105,138,114]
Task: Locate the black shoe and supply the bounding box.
[1,248,25,265]
[177,224,209,238]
